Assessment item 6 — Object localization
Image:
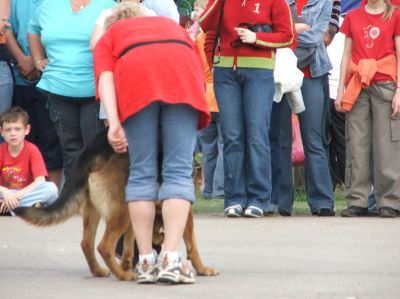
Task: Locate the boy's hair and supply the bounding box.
[194,0,208,10]
[0,106,29,128]
[104,3,151,30]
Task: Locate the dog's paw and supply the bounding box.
[196,266,219,276]
[92,267,111,277]
[120,271,138,281]
[120,258,133,271]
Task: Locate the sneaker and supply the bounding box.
[278,210,291,217]
[133,259,158,284]
[379,207,400,218]
[224,204,243,218]
[340,206,368,217]
[243,206,264,218]
[157,255,195,284]
[315,208,335,217]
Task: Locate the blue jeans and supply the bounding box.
[268,100,284,213]
[214,67,275,212]
[298,77,334,213]
[0,61,13,116]
[198,112,224,198]
[123,102,198,203]
[2,182,59,216]
[277,98,294,214]
[0,61,13,143]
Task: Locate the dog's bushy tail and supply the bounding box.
[14,128,115,226]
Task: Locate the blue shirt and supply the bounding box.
[9,0,43,86]
[28,0,115,97]
[144,0,179,23]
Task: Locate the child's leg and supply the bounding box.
[345,89,372,207]
[370,82,400,211]
[159,103,198,253]
[18,181,59,207]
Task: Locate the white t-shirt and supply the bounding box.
[327,17,344,100]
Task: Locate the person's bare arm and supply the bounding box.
[6,30,37,78]
[98,71,127,153]
[335,36,353,113]
[27,33,48,71]
[0,0,10,34]
[392,36,400,118]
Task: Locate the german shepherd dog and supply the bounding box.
[14,129,218,281]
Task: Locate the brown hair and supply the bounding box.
[0,106,29,128]
[104,2,150,30]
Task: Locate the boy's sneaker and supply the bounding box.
[224,204,243,217]
[157,255,195,284]
[133,259,158,284]
[243,206,264,218]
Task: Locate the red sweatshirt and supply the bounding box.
[199,0,294,70]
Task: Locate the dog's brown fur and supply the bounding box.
[14,129,218,281]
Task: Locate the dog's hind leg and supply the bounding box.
[81,201,110,277]
[119,224,134,271]
[183,209,219,276]
[97,213,137,281]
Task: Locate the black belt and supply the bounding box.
[119,39,193,59]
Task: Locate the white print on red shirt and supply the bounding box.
[254,3,261,14]
[363,25,381,48]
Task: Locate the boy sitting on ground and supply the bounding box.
[0,107,58,215]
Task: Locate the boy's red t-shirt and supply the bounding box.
[340,7,400,82]
[0,141,48,189]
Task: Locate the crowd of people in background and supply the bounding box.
[0,0,400,283]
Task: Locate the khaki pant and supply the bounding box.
[345,82,400,210]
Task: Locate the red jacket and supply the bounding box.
[199,0,294,69]
[94,17,210,129]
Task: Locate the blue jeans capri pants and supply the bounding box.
[123,102,198,203]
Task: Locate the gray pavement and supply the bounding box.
[1,215,400,299]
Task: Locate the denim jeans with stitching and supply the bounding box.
[214,67,275,212]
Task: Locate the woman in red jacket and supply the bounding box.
[94,3,210,284]
[199,0,294,218]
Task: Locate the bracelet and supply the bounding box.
[35,58,44,66]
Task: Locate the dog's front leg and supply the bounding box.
[183,210,219,276]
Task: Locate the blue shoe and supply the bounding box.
[243,206,264,218]
[224,204,243,218]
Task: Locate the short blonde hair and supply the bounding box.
[104,2,150,30]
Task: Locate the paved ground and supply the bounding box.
[1,215,399,299]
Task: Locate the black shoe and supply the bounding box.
[340,206,368,217]
[278,210,291,216]
[379,207,400,218]
[316,208,335,216]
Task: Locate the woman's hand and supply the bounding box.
[108,123,128,153]
[234,27,256,44]
[391,89,400,118]
[295,23,311,34]
[0,17,10,35]
[335,91,344,113]
[35,58,48,72]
